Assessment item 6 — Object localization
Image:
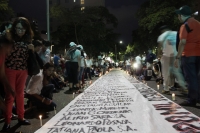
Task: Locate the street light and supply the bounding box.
[115,41,123,62]
[115,44,117,62]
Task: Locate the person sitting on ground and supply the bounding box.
[51,71,66,91]
[26,63,56,112]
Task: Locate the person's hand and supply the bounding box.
[44,98,52,105]
[174,59,179,68]
[28,44,34,51]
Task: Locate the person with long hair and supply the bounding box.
[1,17,34,132]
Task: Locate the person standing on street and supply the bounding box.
[157,25,187,94]
[174,5,200,106]
[1,17,34,132]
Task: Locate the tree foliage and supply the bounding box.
[0,0,14,25]
[128,0,197,56]
[50,5,119,56]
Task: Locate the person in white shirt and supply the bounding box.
[26,63,56,111]
[77,45,85,88]
[125,58,131,73]
[85,56,93,80]
[157,25,186,94]
[135,55,142,75]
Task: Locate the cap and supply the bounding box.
[69,42,76,47]
[175,5,192,16]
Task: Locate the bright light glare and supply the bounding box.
[133,63,138,68]
[194,11,198,16]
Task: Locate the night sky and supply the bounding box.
[106,0,147,45]
[9,0,147,45]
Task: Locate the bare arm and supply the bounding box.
[174,39,186,68]
[176,39,186,58]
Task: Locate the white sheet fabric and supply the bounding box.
[35,70,200,133]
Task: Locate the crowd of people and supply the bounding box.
[0,4,199,132]
[124,5,200,107]
[0,17,115,132]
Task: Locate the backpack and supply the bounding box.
[176,21,193,51]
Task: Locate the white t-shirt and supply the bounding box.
[157,31,177,57]
[101,60,105,66]
[26,70,43,95]
[135,56,142,65]
[80,56,85,67]
[85,59,93,67]
[126,59,131,65]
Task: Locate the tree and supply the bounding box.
[0,0,14,25]
[127,0,197,55]
[50,5,119,56]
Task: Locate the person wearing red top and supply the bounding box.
[1,17,34,132]
[174,5,200,106]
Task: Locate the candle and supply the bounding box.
[157,85,160,90]
[172,93,175,101]
[39,115,42,126]
[73,92,75,99]
[54,107,57,115]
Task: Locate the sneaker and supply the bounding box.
[161,90,171,95]
[179,101,196,107]
[169,86,177,91]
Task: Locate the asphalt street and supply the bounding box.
[0,69,199,133]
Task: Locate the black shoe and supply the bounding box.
[18,119,31,125]
[53,89,60,93]
[169,87,177,91]
[64,88,73,94]
[179,101,196,107]
[1,123,10,132]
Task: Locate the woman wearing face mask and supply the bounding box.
[1,17,34,132]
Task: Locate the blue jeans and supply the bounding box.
[78,67,85,81]
[181,56,200,103]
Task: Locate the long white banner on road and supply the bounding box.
[35,70,200,133]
